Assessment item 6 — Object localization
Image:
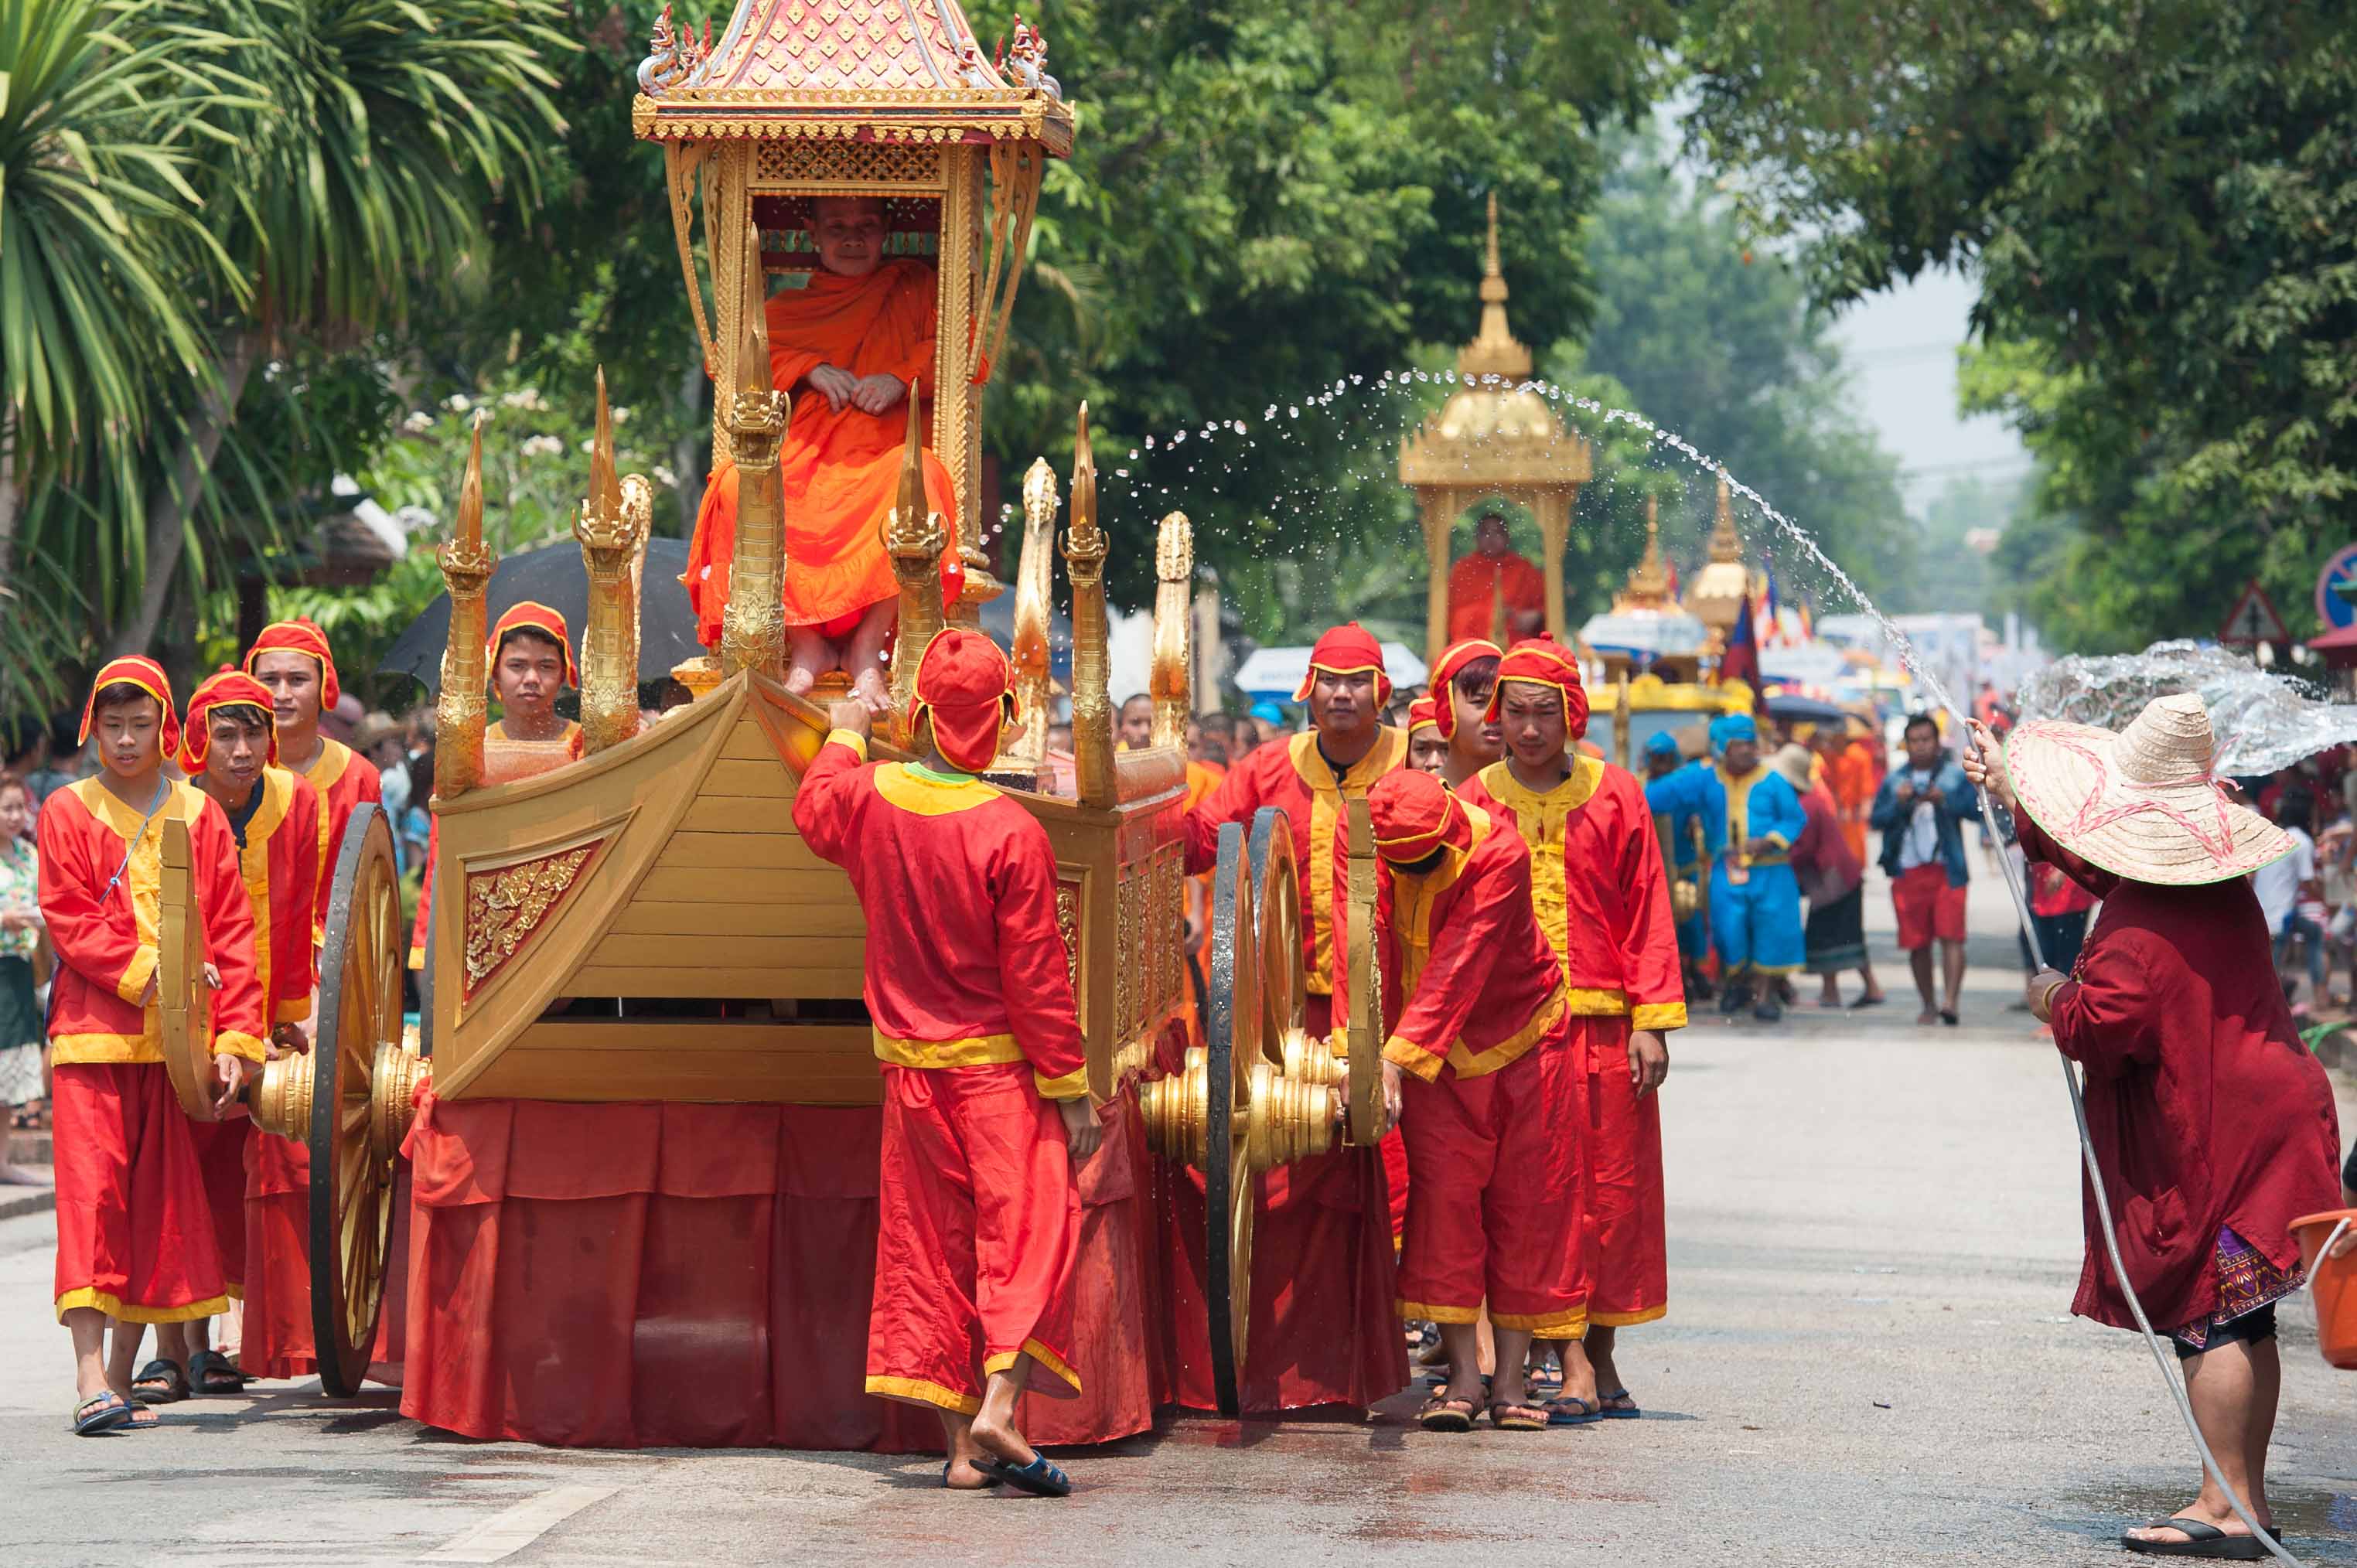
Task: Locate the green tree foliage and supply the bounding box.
[1682,0,2357,650]
[1547,140,1913,618]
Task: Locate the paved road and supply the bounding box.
[2,872,2353,1566]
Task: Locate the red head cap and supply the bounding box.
[1428,637,1503,739]
[1485,634,1589,739]
[244,617,342,710]
[913,627,1017,775]
[1406,695,1439,738]
[488,601,579,687]
[79,655,181,760]
[1366,768,1468,866]
[179,666,278,774]
[1291,622,1392,707]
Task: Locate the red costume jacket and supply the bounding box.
[2023,815,2342,1331]
[39,779,266,1064]
[298,737,380,945]
[1187,727,1407,997]
[1464,758,1687,1031]
[230,769,322,1024]
[1335,802,1567,1082]
[793,733,1086,1099]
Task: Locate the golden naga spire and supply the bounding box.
[575,366,653,755]
[1149,510,1193,748]
[1458,192,1532,382]
[1062,403,1116,806]
[885,384,949,743]
[719,223,790,680]
[434,411,496,800]
[1008,456,1058,767]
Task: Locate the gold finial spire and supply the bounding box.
[456,411,486,554]
[1063,402,1115,806]
[1708,472,1743,564]
[1619,494,1671,606]
[719,220,790,679]
[895,380,924,527]
[1458,192,1531,380]
[434,410,496,802]
[588,367,621,520]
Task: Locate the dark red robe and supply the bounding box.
[2023,816,2342,1331]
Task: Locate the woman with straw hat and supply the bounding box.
[1963,696,2342,1559]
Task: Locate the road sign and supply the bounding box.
[2317,544,2357,631]
[2219,579,2288,646]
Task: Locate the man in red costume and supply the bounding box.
[1183,622,1407,1407]
[1349,769,1584,1433]
[687,196,957,711]
[1462,636,1682,1423]
[793,627,1098,1497]
[241,619,378,1383]
[40,659,265,1433]
[1427,637,1503,789]
[161,671,319,1397]
[1445,515,1544,644]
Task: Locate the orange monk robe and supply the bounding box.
[408,720,582,970]
[793,733,1086,1415]
[1464,756,1682,1328]
[39,779,266,1323]
[1445,551,1545,645]
[1336,801,1585,1338]
[1827,738,1878,865]
[686,261,959,645]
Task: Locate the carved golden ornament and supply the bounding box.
[884,388,950,745]
[1061,404,1116,806]
[1139,1045,1213,1166]
[435,414,496,801]
[1152,843,1185,1017]
[1140,1049,1334,1170]
[752,138,942,187]
[247,1048,312,1143]
[576,369,655,755]
[1615,495,1673,609]
[671,654,725,700]
[1279,1026,1346,1087]
[721,220,793,680]
[1687,472,1752,636]
[463,844,599,996]
[1004,456,1057,766]
[1149,511,1193,750]
[1115,864,1146,1042]
[1053,878,1080,997]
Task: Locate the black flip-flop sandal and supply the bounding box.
[2120,1518,2268,1559]
[1417,1395,1476,1433]
[1939,1008,1960,1026]
[1849,994,1886,1009]
[186,1349,245,1396]
[131,1358,189,1404]
[979,1453,1073,1497]
[1596,1388,1642,1420]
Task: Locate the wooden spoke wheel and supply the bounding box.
[309,805,404,1398]
[1246,806,1303,1065]
[1202,821,1262,1419]
[156,816,223,1123]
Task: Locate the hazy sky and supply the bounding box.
[1827,264,2031,510]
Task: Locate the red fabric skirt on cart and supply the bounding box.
[240,1126,410,1385]
[397,1084,1164,1450]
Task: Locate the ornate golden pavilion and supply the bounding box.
[1400,195,1593,668]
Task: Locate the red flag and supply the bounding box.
[1720,589,1760,694]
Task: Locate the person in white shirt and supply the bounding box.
[2251,791,2323,1009]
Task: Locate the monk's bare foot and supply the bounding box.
[783,625,833,696]
[968,1409,1038,1470]
[853,666,892,715]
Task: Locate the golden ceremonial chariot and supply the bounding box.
[153,0,1381,1421]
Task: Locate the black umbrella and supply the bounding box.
[1764,691,1848,724]
[378,537,705,694]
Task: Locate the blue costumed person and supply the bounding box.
[1648,714,1806,1022]
[1642,728,1714,1002]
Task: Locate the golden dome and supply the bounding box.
[1685,474,1752,634]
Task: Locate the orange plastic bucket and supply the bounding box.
[2290,1208,2357,1370]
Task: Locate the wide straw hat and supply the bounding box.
[1769,743,1814,794]
[2004,694,2291,886]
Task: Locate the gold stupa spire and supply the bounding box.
[1707,472,1743,564]
[1457,193,1531,381]
[1618,495,1671,607]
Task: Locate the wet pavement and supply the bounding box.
[2,870,2353,1566]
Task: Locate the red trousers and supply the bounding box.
[52,1062,228,1324]
[186,1117,251,1293]
[1572,1016,1668,1327]
[1393,1032,1587,1337]
[240,1130,315,1378]
[868,1062,1082,1416]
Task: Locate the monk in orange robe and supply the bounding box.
[794,628,1096,1496]
[41,659,265,1433]
[686,196,958,711]
[1462,636,1682,1423]
[163,670,321,1397]
[1445,515,1545,645]
[1816,721,1880,865]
